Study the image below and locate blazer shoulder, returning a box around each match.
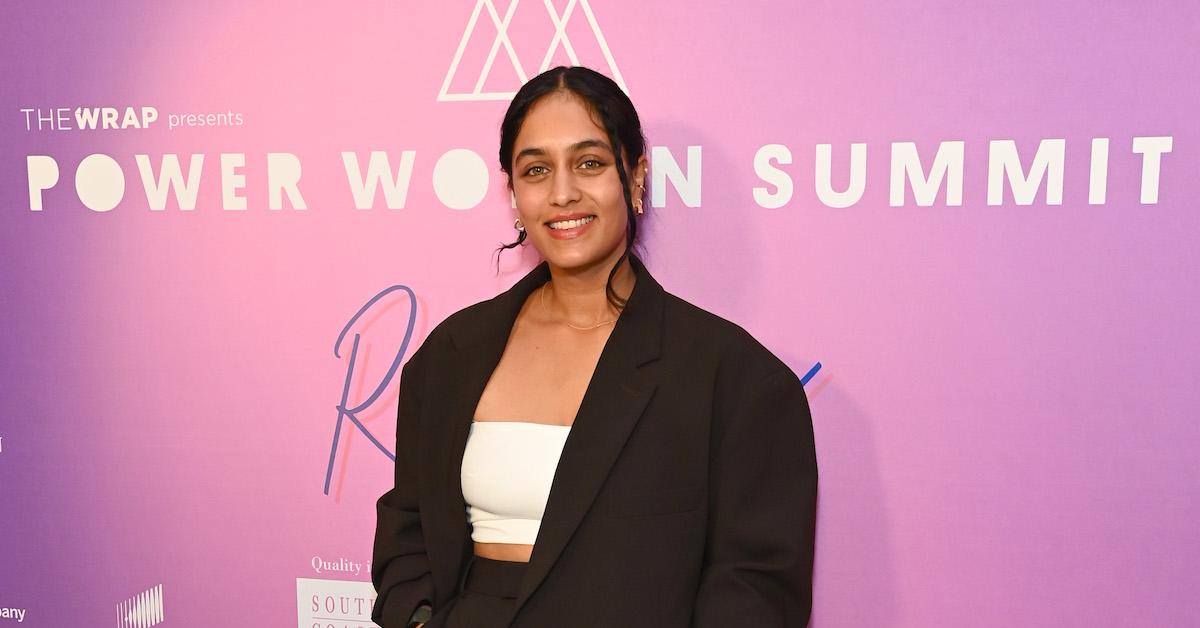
[660,291,793,381]
[431,293,495,336]
[409,292,500,359]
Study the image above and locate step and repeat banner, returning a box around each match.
[2,1,1197,626]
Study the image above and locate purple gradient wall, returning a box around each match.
[2,1,1197,626]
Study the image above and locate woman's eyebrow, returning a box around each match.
[570,139,612,153]
[515,139,613,162]
[515,147,547,162]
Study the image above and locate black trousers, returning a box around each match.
[431,555,528,627]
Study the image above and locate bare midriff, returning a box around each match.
[474,541,534,563]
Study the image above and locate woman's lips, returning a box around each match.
[545,215,596,240]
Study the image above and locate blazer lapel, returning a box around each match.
[423,259,552,602]
[513,255,665,621]
[428,253,666,624]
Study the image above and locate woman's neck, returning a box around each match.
[542,253,636,324]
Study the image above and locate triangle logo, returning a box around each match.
[438,0,629,102]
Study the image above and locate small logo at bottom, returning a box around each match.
[116,584,163,627]
[296,578,376,628]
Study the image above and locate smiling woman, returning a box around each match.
[371,66,817,628]
[495,69,649,314]
[505,91,644,294]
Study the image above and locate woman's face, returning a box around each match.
[510,91,645,274]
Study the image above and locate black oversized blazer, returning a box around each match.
[371,253,817,627]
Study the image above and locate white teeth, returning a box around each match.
[548,215,595,230]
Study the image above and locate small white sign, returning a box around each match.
[296,578,377,628]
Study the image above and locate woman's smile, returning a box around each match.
[545,214,597,239]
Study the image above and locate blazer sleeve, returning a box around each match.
[371,345,436,627]
[692,364,819,627]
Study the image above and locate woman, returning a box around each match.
[372,66,817,628]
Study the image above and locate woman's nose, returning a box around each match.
[550,171,581,206]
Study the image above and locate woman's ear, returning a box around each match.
[630,155,649,215]
[627,155,648,193]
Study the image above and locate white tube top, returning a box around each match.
[461,420,571,545]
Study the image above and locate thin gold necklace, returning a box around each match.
[539,283,617,331]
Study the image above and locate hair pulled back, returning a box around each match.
[494,66,647,311]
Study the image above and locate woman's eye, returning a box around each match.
[580,159,604,169]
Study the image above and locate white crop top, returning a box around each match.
[461,420,571,544]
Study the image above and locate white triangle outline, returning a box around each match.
[438,0,628,102]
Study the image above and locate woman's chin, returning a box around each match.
[542,246,627,274]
